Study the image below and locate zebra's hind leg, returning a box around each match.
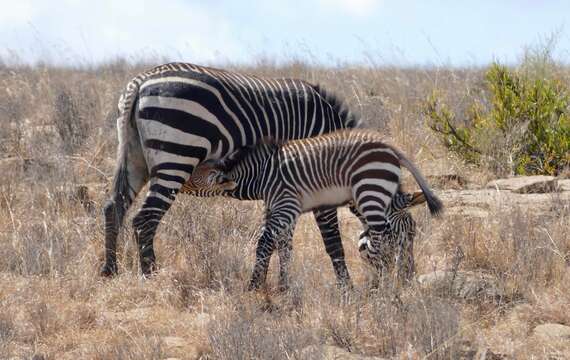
[132,176,185,276]
[314,208,352,289]
[101,154,148,277]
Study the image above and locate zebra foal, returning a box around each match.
[182,129,442,289]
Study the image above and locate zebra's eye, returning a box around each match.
[206,171,219,185]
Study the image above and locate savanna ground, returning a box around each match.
[0,53,569,359]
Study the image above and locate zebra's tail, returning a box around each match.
[390,146,443,217]
[109,79,146,222]
[102,79,148,276]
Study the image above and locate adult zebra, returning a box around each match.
[102,62,361,277]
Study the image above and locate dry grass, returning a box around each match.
[1,61,569,359]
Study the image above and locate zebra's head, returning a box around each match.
[181,142,279,200]
[358,190,426,280]
[180,161,237,197]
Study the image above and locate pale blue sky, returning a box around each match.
[1,0,569,66]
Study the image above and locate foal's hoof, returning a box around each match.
[247,281,261,292]
[100,263,118,277]
[140,263,159,278]
[358,235,370,252]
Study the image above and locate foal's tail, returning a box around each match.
[389,146,444,216]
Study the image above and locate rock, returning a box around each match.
[557,179,570,192]
[427,174,469,190]
[439,189,570,217]
[162,336,186,349]
[417,271,504,300]
[161,337,205,359]
[300,345,388,359]
[445,206,490,219]
[486,176,558,193]
[533,323,570,341]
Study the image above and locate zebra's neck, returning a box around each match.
[226,143,278,200]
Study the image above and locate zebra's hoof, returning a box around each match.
[100,263,118,277]
[358,234,370,252]
[140,262,158,278]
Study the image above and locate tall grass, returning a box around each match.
[0,58,568,359]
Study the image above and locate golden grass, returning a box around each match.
[0,61,569,359]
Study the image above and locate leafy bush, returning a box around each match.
[424,63,570,176]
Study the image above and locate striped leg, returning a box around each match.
[132,174,188,276]
[248,225,276,290]
[275,225,295,291]
[101,145,149,277]
[355,197,393,275]
[395,230,415,282]
[249,204,300,291]
[313,208,352,288]
[348,203,370,253]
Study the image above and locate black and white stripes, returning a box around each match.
[102,62,360,277]
[183,129,442,288]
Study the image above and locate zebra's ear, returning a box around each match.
[218,147,253,171]
[409,191,426,207]
[198,159,225,173]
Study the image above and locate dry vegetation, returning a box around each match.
[0,59,569,359]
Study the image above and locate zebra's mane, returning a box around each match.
[312,84,363,129]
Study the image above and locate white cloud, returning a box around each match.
[0,0,247,64]
[0,0,34,25]
[318,0,382,17]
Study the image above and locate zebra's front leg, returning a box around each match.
[314,208,352,289]
[354,197,394,277]
[364,227,396,277]
[248,205,300,291]
[275,226,294,292]
[349,203,371,254]
[248,228,277,290]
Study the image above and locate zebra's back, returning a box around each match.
[128,62,359,159]
[268,129,401,211]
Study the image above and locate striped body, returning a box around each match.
[102,62,360,277]
[183,129,442,288]
[351,191,424,282]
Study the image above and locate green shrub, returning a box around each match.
[424,63,570,176]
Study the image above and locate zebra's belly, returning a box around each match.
[300,186,352,212]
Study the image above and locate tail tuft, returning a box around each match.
[388,144,444,218]
[426,194,444,217]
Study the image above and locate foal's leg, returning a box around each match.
[314,207,352,288]
[349,202,371,254]
[354,195,394,276]
[249,204,300,291]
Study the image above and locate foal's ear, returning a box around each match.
[218,147,254,171]
[409,191,426,207]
